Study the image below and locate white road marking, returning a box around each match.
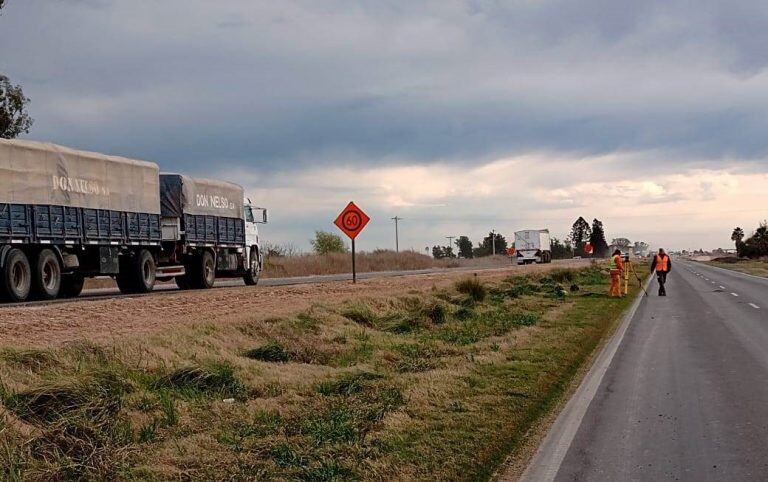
[731,292,739,297]
[520,278,652,482]
[749,303,760,309]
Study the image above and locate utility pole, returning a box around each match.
[391,216,402,253]
[492,229,496,256]
[446,236,455,254]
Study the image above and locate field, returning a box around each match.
[0,260,647,480]
[704,258,768,278]
[263,252,512,278]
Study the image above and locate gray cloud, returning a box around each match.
[1,0,768,173]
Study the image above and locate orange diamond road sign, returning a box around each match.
[334,202,370,240]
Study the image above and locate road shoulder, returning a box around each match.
[504,274,651,482]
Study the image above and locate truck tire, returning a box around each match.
[116,249,156,294]
[60,273,85,298]
[31,249,62,300]
[1,249,32,302]
[243,248,261,286]
[132,249,156,293]
[188,251,215,289]
[175,275,189,290]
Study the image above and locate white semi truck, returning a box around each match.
[513,229,552,265]
[0,139,267,302]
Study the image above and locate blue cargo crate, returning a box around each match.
[0,204,32,239]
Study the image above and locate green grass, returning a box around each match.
[0,263,647,481]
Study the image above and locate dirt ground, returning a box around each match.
[0,260,588,348]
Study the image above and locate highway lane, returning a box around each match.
[526,260,768,481]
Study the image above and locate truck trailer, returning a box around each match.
[0,139,266,302]
[513,229,552,265]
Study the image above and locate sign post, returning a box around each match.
[334,201,370,283]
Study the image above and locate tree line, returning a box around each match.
[731,223,768,258]
[432,232,508,259]
[433,217,614,260]
[1,1,34,139]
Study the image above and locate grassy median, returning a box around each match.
[0,263,647,481]
[704,259,768,278]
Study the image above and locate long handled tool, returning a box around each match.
[626,260,649,297]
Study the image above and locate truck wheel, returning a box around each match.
[116,250,156,294]
[175,275,189,290]
[31,249,62,300]
[60,273,85,298]
[189,251,215,289]
[243,249,261,286]
[116,271,135,294]
[1,249,32,302]
[132,249,156,293]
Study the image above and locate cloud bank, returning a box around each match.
[1,0,766,250]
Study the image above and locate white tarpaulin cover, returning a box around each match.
[160,174,244,219]
[0,139,161,214]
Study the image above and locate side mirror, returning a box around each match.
[253,207,268,224]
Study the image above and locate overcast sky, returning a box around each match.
[2,0,767,251]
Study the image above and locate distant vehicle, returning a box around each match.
[0,139,267,302]
[514,229,552,265]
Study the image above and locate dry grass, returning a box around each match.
[263,250,458,278]
[1,262,647,480]
[705,259,768,278]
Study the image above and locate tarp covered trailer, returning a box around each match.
[158,174,261,291]
[159,174,245,246]
[0,139,161,245]
[0,140,265,303]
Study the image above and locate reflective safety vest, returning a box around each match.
[655,254,669,272]
[613,254,624,270]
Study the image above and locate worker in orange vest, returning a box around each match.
[609,249,624,297]
[650,248,672,296]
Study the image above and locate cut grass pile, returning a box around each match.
[0,263,647,481]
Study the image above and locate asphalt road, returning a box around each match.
[525,260,768,481]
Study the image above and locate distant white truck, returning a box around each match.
[513,229,552,265]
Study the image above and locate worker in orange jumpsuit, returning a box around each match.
[609,249,624,297]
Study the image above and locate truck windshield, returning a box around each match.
[244,206,254,223]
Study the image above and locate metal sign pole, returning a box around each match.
[334,201,369,285]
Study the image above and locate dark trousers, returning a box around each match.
[657,271,668,296]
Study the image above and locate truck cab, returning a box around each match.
[243,202,267,285]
